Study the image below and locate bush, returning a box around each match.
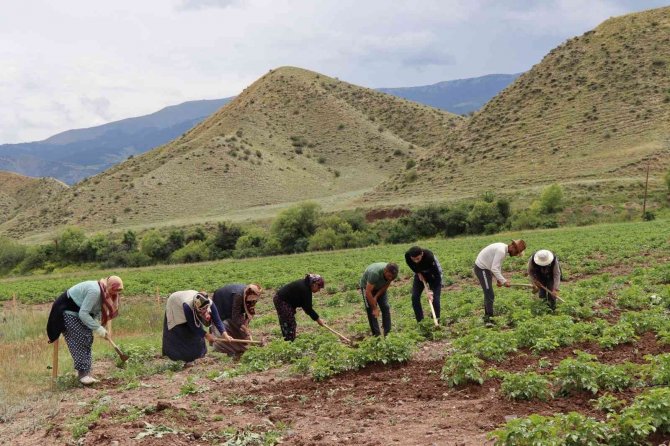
[56,227,88,263]
[234,228,280,258]
[209,222,242,258]
[140,230,168,260]
[0,237,26,273]
[169,240,209,263]
[271,202,320,253]
[539,184,564,214]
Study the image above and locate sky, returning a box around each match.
[0,0,667,143]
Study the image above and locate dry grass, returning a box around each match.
[368,6,670,203]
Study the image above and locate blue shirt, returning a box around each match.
[65,280,102,330]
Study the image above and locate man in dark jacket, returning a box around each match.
[405,246,443,323]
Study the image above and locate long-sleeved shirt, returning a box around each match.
[213,284,248,327]
[276,278,319,321]
[182,302,225,338]
[475,243,509,283]
[528,254,561,290]
[405,249,443,282]
[65,280,102,330]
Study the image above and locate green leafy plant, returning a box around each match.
[500,372,553,401]
[441,353,485,387]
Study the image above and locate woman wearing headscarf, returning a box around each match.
[46,275,124,385]
[210,283,262,356]
[273,274,326,341]
[162,290,229,365]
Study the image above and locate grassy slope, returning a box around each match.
[0,171,68,226]
[0,67,461,239]
[367,6,670,204]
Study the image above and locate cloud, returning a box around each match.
[176,0,239,11]
[80,96,112,121]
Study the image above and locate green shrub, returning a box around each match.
[0,237,26,273]
[169,240,209,263]
[354,333,415,365]
[441,353,485,387]
[271,202,320,253]
[598,322,637,349]
[539,184,564,214]
[553,351,602,395]
[500,372,553,401]
[490,412,610,446]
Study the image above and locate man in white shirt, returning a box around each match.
[474,239,526,326]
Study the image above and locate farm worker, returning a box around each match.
[162,290,230,366]
[405,246,443,323]
[360,262,399,336]
[210,284,262,356]
[474,240,526,326]
[273,274,326,341]
[45,276,124,385]
[528,249,561,311]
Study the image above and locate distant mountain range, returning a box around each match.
[0,75,518,184]
[378,74,521,115]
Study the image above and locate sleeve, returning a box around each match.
[302,294,320,321]
[553,260,561,289]
[404,253,418,273]
[78,287,102,330]
[183,303,206,337]
[210,304,226,334]
[231,293,245,326]
[527,257,537,281]
[490,250,507,283]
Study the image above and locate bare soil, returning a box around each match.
[2,336,669,446]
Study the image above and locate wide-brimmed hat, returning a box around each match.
[534,249,554,266]
[511,239,526,255]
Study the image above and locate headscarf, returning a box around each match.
[243,284,262,318]
[307,274,325,289]
[192,292,212,327]
[99,275,123,326]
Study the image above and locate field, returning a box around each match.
[0,218,669,445]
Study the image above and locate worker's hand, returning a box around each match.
[496,280,503,287]
[552,289,560,298]
[427,291,434,303]
[94,326,108,338]
[504,281,511,288]
[317,318,326,327]
[205,332,216,345]
[532,285,539,294]
[418,273,425,283]
[372,306,380,318]
[222,331,233,341]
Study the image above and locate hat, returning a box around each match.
[511,239,526,255]
[534,250,554,266]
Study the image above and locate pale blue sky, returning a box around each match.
[0,0,667,143]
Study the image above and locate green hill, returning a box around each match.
[1,67,461,238]
[366,6,670,204]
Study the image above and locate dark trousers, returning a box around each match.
[361,289,391,336]
[411,274,441,322]
[537,278,556,310]
[273,293,297,341]
[474,265,495,318]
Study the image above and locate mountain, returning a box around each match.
[1,67,462,238]
[367,6,670,204]
[0,171,67,227]
[0,98,232,184]
[378,74,521,115]
[0,76,518,185]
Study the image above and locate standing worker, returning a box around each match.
[162,290,230,366]
[405,246,443,323]
[46,276,124,385]
[273,274,326,341]
[211,284,262,356]
[474,240,525,326]
[528,249,561,311]
[360,262,399,336]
